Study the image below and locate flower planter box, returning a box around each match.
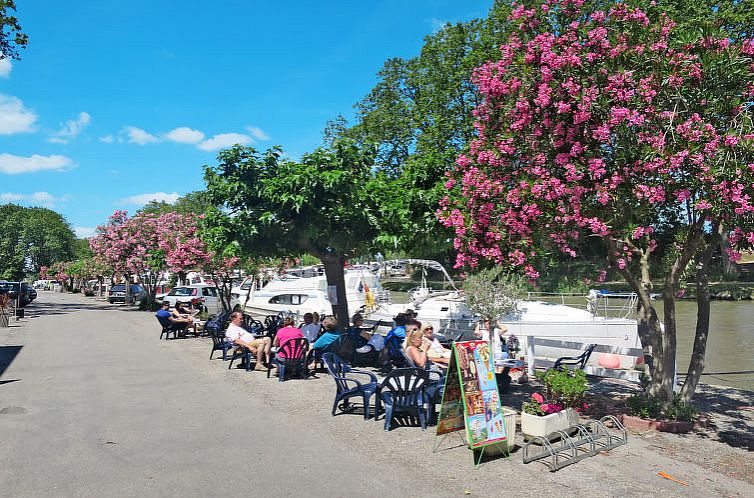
[521,408,579,441]
[618,414,695,433]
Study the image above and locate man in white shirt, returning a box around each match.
[299,312,321,343]
[225,311,272,371]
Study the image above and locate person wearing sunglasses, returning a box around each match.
[420,323,450,365]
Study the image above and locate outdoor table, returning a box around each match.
[494,359,525,369]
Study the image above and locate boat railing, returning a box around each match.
[525,292,638,320]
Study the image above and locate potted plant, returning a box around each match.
[520,369,588,440]
[0,293,10,328]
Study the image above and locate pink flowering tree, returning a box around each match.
[90,209,241,310]
[439,0,754,402]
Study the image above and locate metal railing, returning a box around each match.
[526,292,638,319]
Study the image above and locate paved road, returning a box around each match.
[0,292,412,497]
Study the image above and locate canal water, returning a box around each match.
[655,300,754,391]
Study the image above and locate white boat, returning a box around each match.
[239,265,384,321]
[365,261,645,381]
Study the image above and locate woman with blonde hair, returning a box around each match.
[403,326,432,368]
[420,323,451,365]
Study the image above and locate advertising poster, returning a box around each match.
[436,340,507,452]
[436,350,465,435]
[455,341,507,449]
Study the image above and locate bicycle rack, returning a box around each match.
[522,416,628,472]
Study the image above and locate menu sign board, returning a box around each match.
[436,340,507,450]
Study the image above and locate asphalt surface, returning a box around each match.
[0,292,411,497]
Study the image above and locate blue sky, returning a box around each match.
[0,0,493,237]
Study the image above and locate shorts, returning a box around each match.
[249,338,265,348]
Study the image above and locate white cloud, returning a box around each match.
[0,94,37,134]
[246,126,269,141]
[0,191,69,207]
[165,126,205,144]
[0,153,74,174]
[119,191,181,205]
[123,126,159,145]
[197,132,252,151]
[74,226,96,238]
[48,111,91,144]
[0,58,11,78]
[99,134,114,143]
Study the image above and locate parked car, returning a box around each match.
[20,282,36,303]
[158,284,237,314]
[108,284,147,304]
[0,281,30,307]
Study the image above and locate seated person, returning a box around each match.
[273,316,304,359]
[421,323,451,365]
[299,312,321,343]
[225,311,272,371]
[347,313,374,353]
[309,316,343,364]
[383,313,408,343]
[403,327,445,401]
[403,326,433,368]
[173,301,198,336]
[156,301,191,335]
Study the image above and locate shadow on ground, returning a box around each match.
[0,345,22,380]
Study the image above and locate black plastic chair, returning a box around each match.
[204,310,232,338]
[310,334,345,372]
[268,337,309,381]
[243,315,263,335]
[377,367,430,431]
[157,315,187,340]
[209,328,235,361]
[553,343,597,371]
[384,336,408,369]
[228,344,257,372]
[322,352,378,420]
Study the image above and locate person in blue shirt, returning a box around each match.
[384,313,408,343]
[310,316,343,353]
[155,301,191,336]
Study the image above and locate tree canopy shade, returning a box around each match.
[0,204,76,280]
[203,143,381,328]
[0,0,27,60]
[439,0,754,402]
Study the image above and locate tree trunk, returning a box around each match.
[656,289,677,401]
[679,224,721,403]
[720,230,739,279]
[679,258,711,402]
[319,252,349,331]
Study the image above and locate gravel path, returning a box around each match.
[1,292,751,497]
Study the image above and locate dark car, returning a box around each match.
[108,284,147,304]
[20,282,36,304]
[0,281,30,307]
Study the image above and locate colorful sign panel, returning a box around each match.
[436,340,507,449]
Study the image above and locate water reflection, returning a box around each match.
[653,300,754,391]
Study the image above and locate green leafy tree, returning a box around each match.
[0,204,76,279]
[203,142,380,329]
[334,2,513,260]
[0,0,28,61]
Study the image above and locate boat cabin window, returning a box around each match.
[268,294,309,305]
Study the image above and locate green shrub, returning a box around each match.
[535,368,589,409]
[625,393,698,422]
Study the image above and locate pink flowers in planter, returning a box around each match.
[523,392,564,416]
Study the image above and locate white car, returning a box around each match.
[158,284,237,314]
